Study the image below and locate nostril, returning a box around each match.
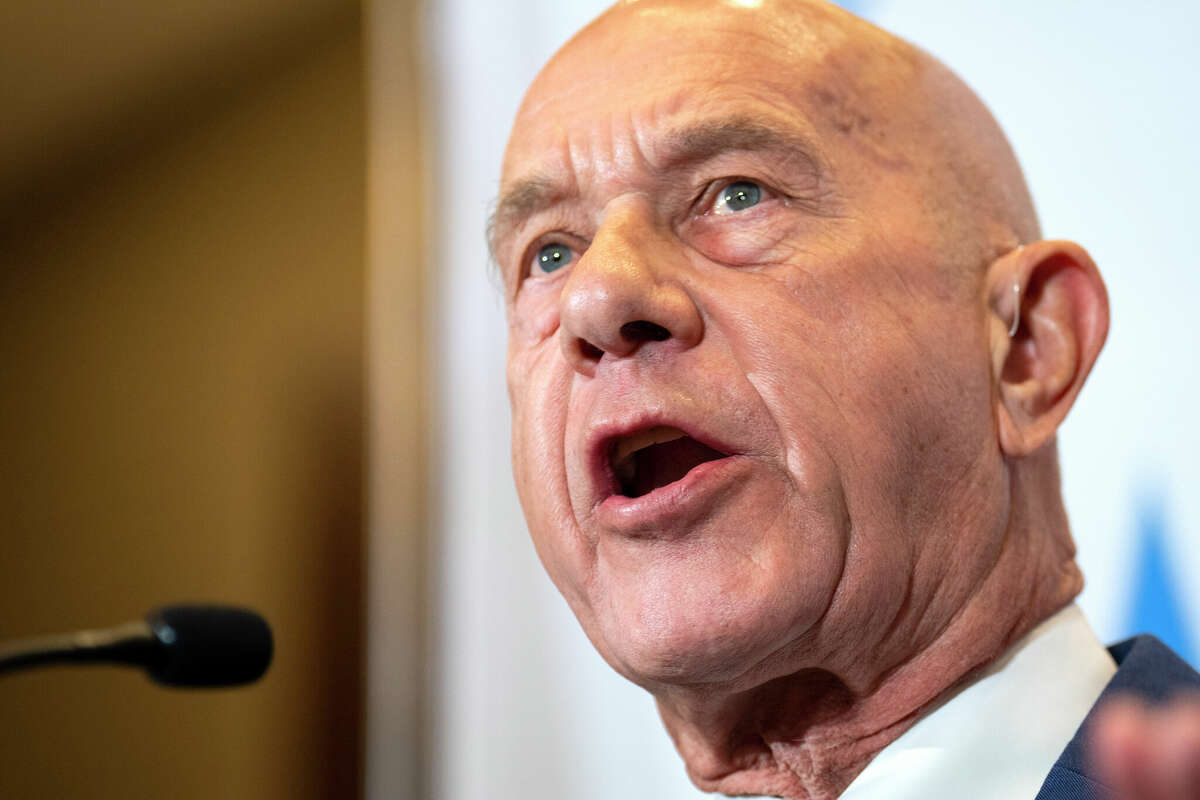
[571,321,670,367]
[578,339,604,361]
[620,320,670,342]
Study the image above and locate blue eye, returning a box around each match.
[713,180,762,215]
[535,243,574,273]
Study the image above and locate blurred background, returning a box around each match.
[1,1,1196,799]
[0,1,410,797]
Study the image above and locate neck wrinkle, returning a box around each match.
[656,478,1080,800]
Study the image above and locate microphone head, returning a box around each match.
[144,605,273,688]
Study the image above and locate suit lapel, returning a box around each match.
[1033,635,1200,800]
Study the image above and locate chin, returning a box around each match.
[590,570,819,689]
[610,630,773,689]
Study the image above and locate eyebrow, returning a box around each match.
[486,116,826,261]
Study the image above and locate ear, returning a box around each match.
[985,240,1110,458]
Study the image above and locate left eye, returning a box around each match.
[533,242,574,274]
[712,180,762,215]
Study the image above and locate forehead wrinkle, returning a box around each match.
[568,103,656,204]
[491,110,655,261]
[491,127,582,259]
[619,103,658,183]
[653,115,825,179]
[492,112,829,260]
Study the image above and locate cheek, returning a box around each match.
[691,263,995,665]
[709,268,858,481]
[510,284,562,346]
[707,257,992,538]
[507,336,596,602]
[506,298,567,480]
[508,342,567,513]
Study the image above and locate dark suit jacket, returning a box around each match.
[1034,635,1200,799]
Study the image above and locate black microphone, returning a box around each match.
[0,605,273,688]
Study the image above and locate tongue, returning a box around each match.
[622,437,726,498]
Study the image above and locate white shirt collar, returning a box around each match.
[838,603,1116,800]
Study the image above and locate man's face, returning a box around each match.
[496,0,1006,691]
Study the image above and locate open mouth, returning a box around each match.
[609,426,729,498]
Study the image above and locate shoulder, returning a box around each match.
[1035,636,1200,800]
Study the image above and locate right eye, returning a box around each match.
[532,242,575,275]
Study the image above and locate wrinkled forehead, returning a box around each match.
[501,0,910,188]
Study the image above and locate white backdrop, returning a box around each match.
[422,2,1200,798]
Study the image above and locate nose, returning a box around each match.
[558,200,703,375]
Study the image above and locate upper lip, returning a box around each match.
[584,411,739,505]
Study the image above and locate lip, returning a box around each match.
[586,414,748,535]
[595,453,751,534]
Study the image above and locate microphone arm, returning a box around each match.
[0,620,156,674]
[0,605,273,688]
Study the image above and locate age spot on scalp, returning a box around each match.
[804,40,916,173]
[811,87,872,136]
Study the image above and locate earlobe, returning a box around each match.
[986,240,1110,458]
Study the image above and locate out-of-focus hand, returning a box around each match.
[1090,694,1200,800]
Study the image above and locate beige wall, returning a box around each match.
[0,9,387,798]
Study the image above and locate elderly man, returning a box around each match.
[488,0,1200,797]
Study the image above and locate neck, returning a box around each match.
[655,458,1082,799]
